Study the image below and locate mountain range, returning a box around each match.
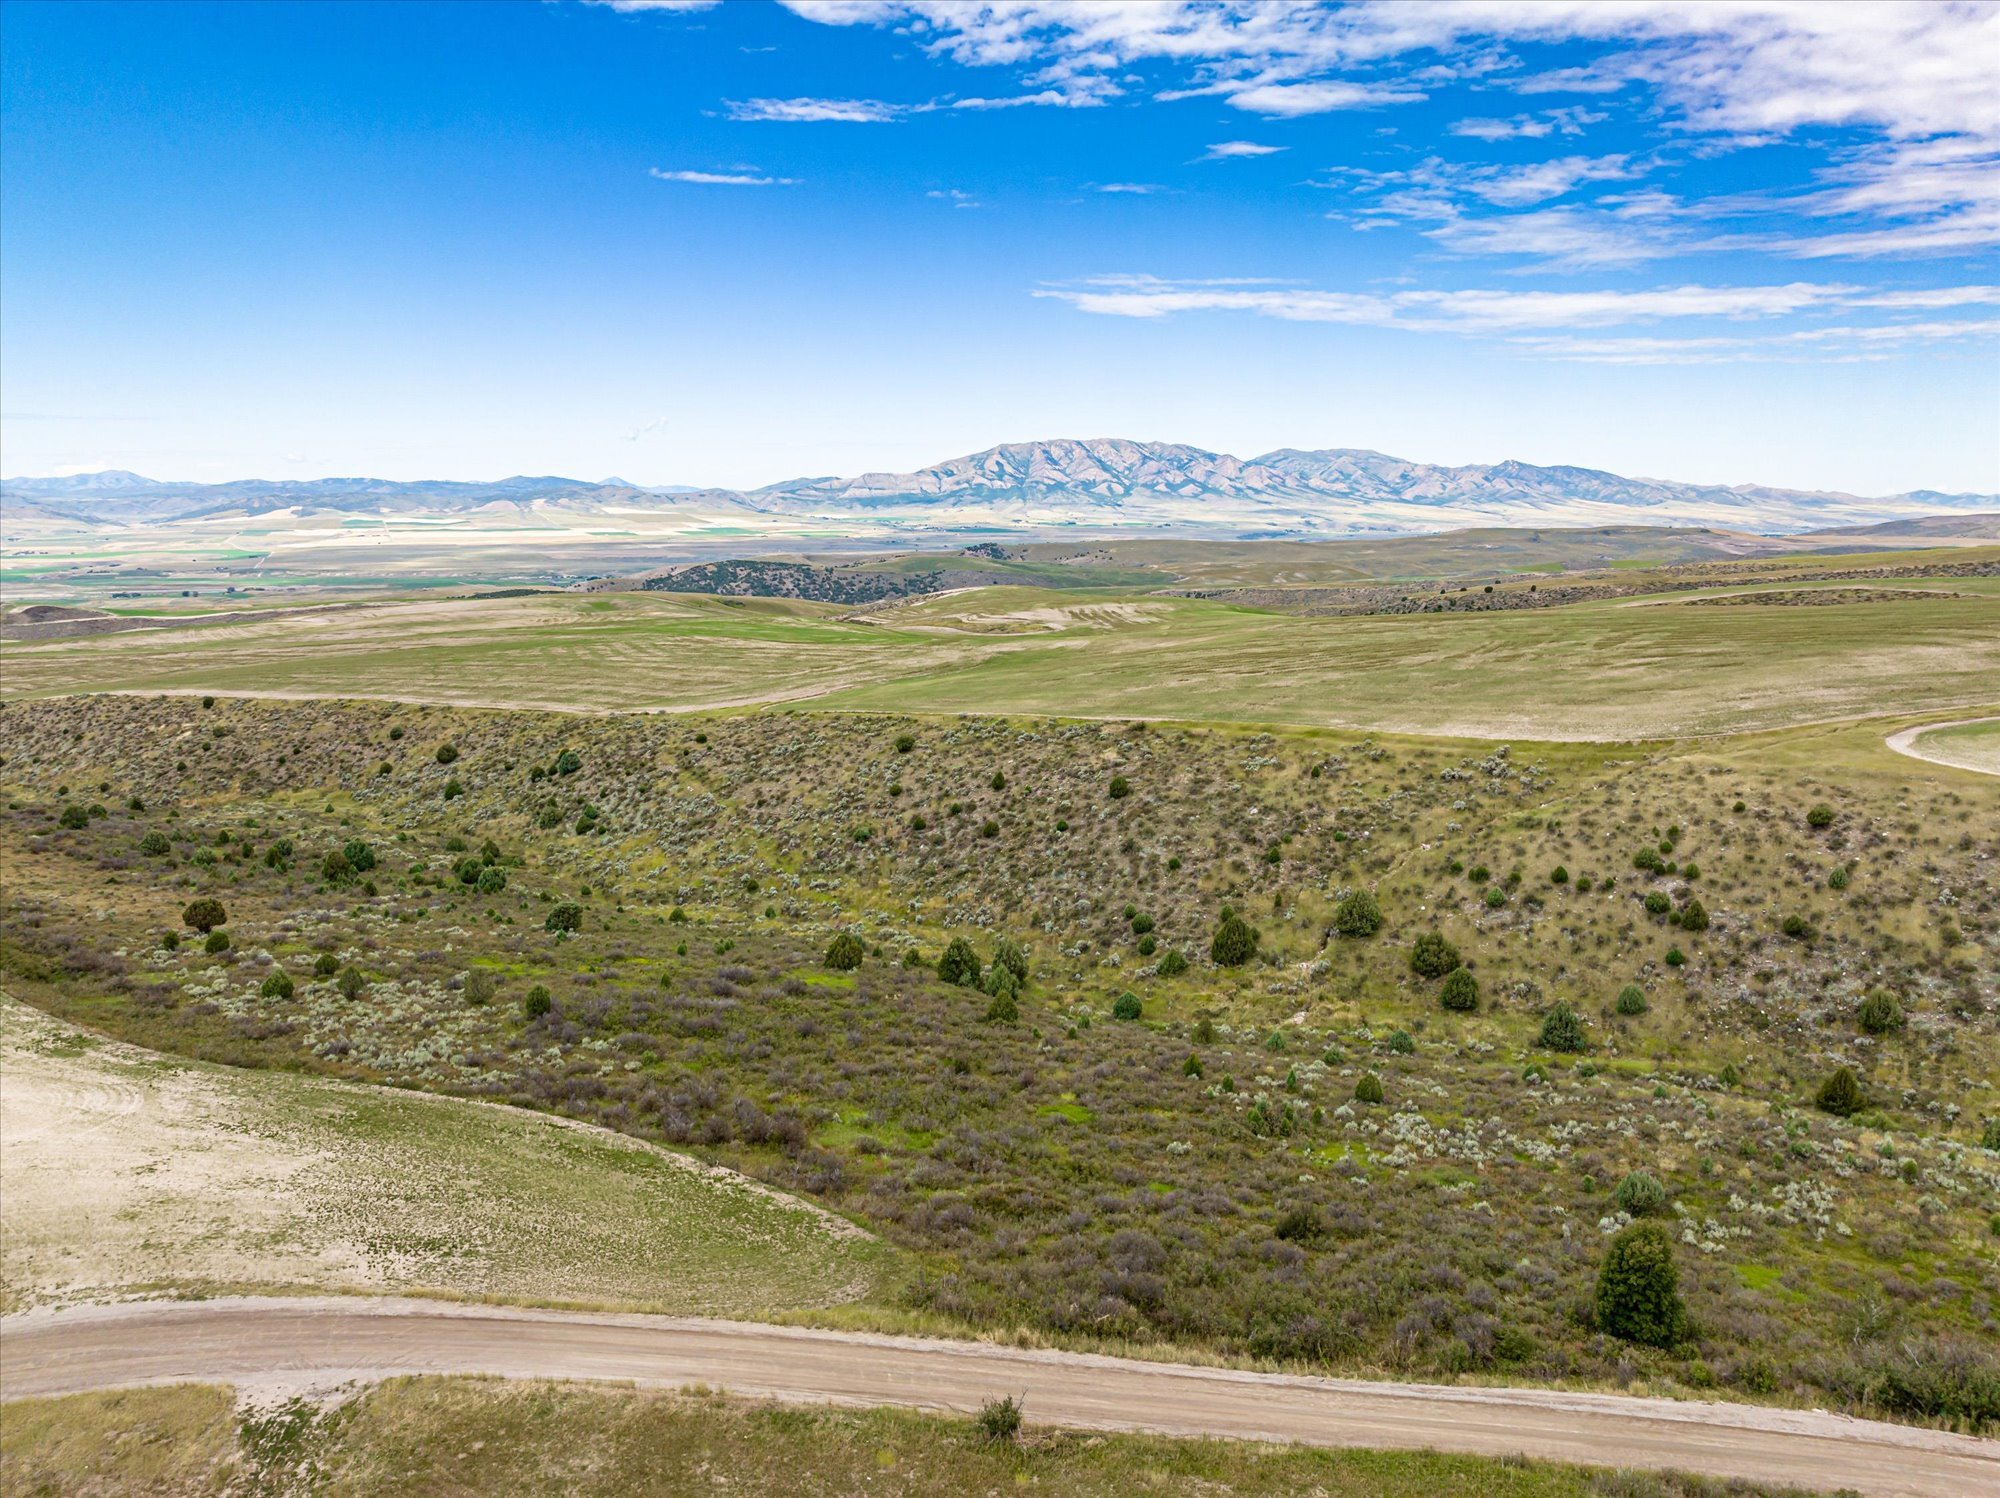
[6,438,1993,537]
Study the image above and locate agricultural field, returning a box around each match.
[1,690,1994,1430]
[0,1379,1830,1498]
[3,567,1998,739]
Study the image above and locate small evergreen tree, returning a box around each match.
[1112,991,1143,1021]
[1353,1072,1385,1105]
[259,972,295,1000]
[1614,1170,1668,1216]
[1815,1065,1864,1117]
[1156,948,1189,977]
[1596,1221,1688,1347]
[523,985,553,1020]
[1539,1002,1587,1053]
[182,897,227,933]
[1409,931,1461,979]
[1331,888,1383,938]
[937,937,981,987]
[1615,983,1648,1016]
[990,937,1030,986]
[1678,898,1709,932]
[544,902,582,935]
[1439,967,1478,1012]
[825,932,866,970]
[337,966,366,999]
[1857,990,1904,1035]
[1210,909,1258,967]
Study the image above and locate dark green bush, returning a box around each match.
[1613,1170,1668,1216]
[1353,1072,1384,1105]
[476,866,506,894]
[313,953,339,978]
[1858,990,1903,1035]
[1112,991,1143,1021]
[182,897,227,933]
[1439,967,1478,1012]
[1615,983,1648,1015]
[139,830,171,856]
[1678,898,1709,932]
[320,850,355,885]
[976,1395,1022,1442]
[523,985,553,1020]
[825,932,866,970]
[259,972,294,1000]
[1210,909,1257,967]
[1330,888,1382,939]
[1596,1221,1687,1347]
[1550,865,1569,884]
[1807,803,1834,829]
[1539,1002,1587,1053]
[1108,775,1130,800]
[1156,948,1189,977]
[1409,932,1461,979]
[1130,912,1155,936]
[435,743,459,765]
[203,930,230,954]
[937,937,981,987]
[1815,1066,1864,1117]
[990,937,1029,986]
[894,734,915,754]
[544,902,582,935]
[1274,1205,1326,1244]
[337,966,366,998]
[1385,1028,1415,1054]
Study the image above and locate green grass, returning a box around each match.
[0,1380,1836,1498]
[6,581,1998,739]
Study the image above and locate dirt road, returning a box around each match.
[5,1298,1994,1497]
[1884,715,2000,777]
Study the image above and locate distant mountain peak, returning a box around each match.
[3,442,1991,536]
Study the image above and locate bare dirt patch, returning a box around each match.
[0,996,881,1315]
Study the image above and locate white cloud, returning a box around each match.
[1033,275,1991,335]
[1451,107,1606,141]
[928,188,980,208]
[649,167,796,186]
[1096,182,1164,194]
[726,96,906,123]
[1202,141,1285,160]
[1225,79,1425,116]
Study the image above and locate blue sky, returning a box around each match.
[3,0,1995,494]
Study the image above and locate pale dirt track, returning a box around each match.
[4,1299,1996,1497]
[1884,716,2000,777]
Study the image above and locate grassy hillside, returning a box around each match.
[2,694,1994,1426]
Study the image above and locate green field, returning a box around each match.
[4,580,1998,739]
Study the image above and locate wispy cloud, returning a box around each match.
[1451,108,1606,142]
[726,96,905,123]
[1225,80,1425,117]
[1202,141,1285,161]
[649,167,796,186]
[1038,277,1870,331]
[928,188,980,209]
[1095,182,1164,195]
